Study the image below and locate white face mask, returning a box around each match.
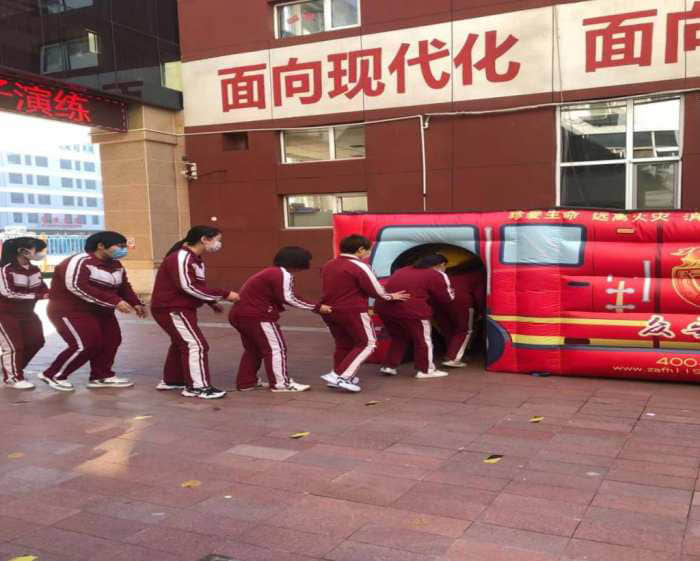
[204,240,222,253]
[29,251,47,262]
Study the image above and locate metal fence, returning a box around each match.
[45,235,88,256]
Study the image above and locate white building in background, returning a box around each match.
[0,142,104,234]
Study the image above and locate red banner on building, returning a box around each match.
[0,71,127,131]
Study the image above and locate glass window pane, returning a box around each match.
[7,154,21,164]
[8,173,23,184]
[339,194,367,212]
[61,178,73,188]
[334,126,365,159]
[331,0,359,28]
[35,156,48,167]
[561,102,626,162]
[277,0,325,38]
[635,161,678,210]
[561,164,626,209]
[60,159,72,170]
[67,35,99,70]
[633,98,681,158]
[286,195,335,227]
[41,44,66,74]
[37,176,50,187]
[13,213,22,223]
[283,129,330,162]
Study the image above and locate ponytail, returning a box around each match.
[0,236,45,267]
[165,225,221,257]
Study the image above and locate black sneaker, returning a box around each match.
[181,386,226,399]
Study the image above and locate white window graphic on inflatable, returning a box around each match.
[501,224,585,266]
[370,225,478,279]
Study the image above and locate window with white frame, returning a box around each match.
[282,125,365,163]
[41,31,100,74]
[558,96,682,210]
[284,193,367,228]
[275,0,360,38]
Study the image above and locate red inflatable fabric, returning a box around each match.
[333,209,700,382]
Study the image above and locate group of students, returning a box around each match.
[0,227,483,399]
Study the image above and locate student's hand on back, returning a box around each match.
[226,291,240,303]
[319,304,332,314]
[116,300,134,314]
[134,305,148,318]
[210,303,224,314]
[390,290,410,301]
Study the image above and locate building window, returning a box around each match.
[558,96,682,210]
[61,177,74,188]
[77,197,84,206]
[223,132,249,151]
[284,192,367,228]
[276,0,360,38]
[24,155,31,165]
[27,213,39,224]
[62,196,75,206]
[40,32,100,74]
[40,0,94,14]
[60,159,72,170]
[25,175,33,185]
[12,213,22,223]
[10,193,25,204]
[6,153,21,165]
[38,195,51,205]
[27,194,35,204]
[76,179,83,188]
[91,215,99,225]
[35,156,48,167]
[83,161,96,172]
[282,125,365,163]
[86,197,97,207]
[8,173,22,184]
[65,214,73,225]
[85,179,96,190]
[76,215,86,225]
[37,175,50,186]
[75,161,82,171]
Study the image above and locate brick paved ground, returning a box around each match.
[2,304,700,561]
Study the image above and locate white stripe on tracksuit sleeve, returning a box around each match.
[280,268,315,310]
[176,250,220,302]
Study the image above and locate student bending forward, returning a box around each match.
[230,246,330,392]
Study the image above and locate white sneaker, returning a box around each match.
[156,381,185,391]
[5,380,35,390]
[38,373,75,392]
[379,367,398,376]
[415,370,449,379]
[271,380,310,392]
[321,372,339,387]
[181,386,226,399]
[87,376,134,388]
[336,377,362,393]
[442,360,467,368]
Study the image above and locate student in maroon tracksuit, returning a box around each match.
[319,234,409,393]
[0,237,49,389]
[230,246,331,392]
[40,231,146,392]
[151,226,239,400]
[438,262,486,368]
[375,254,454,379]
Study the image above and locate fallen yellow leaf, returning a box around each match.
[133,415,152,420]
[7,452,24,459]
[180,480,202,488]
[289,432,310,439]
[365,401,380,406]
[483,454,503,464]
[9,556,38,561]
[529,416,544,423]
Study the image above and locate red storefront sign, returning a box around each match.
[0,72,127,131]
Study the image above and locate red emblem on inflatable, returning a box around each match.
[672,247,700,308]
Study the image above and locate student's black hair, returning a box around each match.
[0,237,47,266]
[339,234,371,254]
[414,254,448,269]
[446,259,483,275]
[273,246,312,270]
[85,231,127,252]
[165,225,221,256]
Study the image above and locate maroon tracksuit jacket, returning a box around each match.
[375,266,454,373]
[151,246,230,388]
[320,254,393,380]
[0,262,48,382]
[44,252,142,381]
[436,269,485,362]
[230,266,319,390]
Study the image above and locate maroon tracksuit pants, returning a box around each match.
[322,311,376,380]
[152,309,212,389]
[436,306,475,362]
[379,315,435,373]
[44,310,121,381]
[230,316,289,390]
[0,311,45,383]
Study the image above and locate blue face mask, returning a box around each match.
[110,247,128,260]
